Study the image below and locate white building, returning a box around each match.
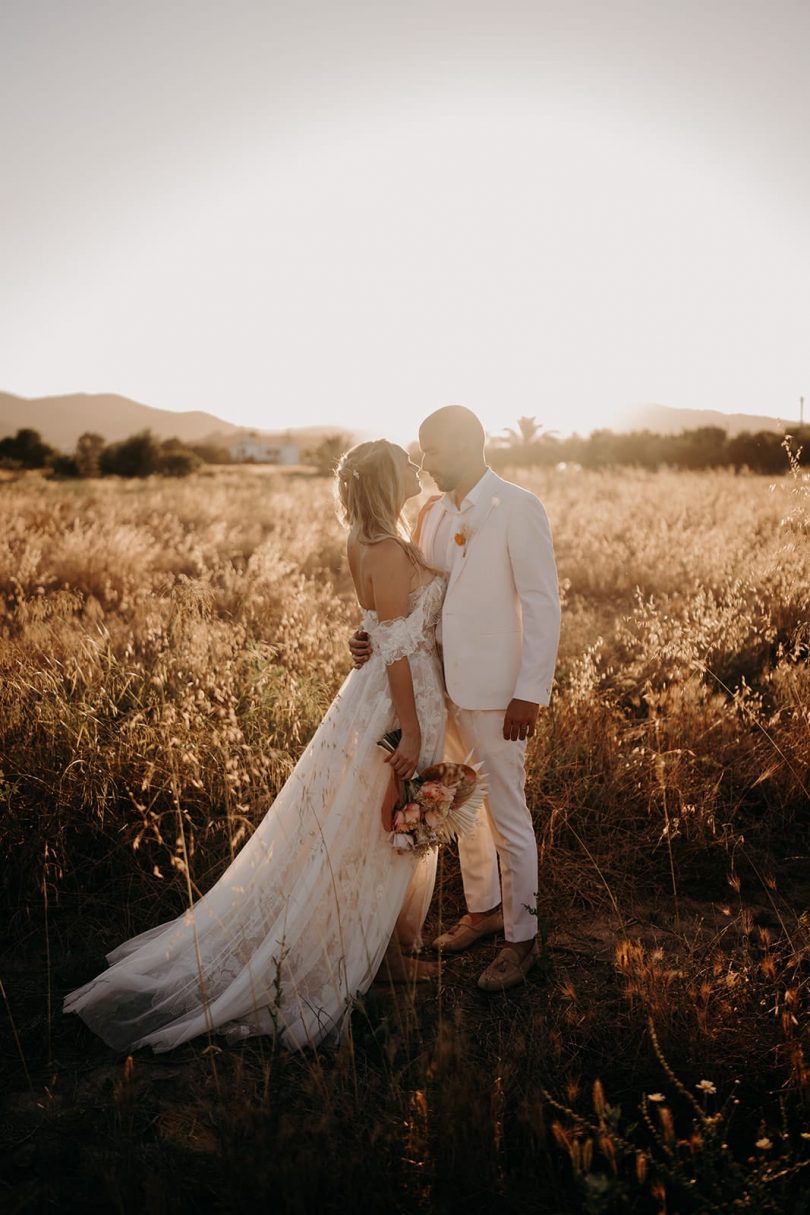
[231,436,300,464]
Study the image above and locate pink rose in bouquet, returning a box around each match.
[418,781,456,811]
[392,801,425,839]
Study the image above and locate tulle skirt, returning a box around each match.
[64,651,445,1053]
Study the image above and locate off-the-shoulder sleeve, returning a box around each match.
[368,612,424,666]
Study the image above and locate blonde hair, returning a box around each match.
[335,439,431,571]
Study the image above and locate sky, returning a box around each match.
[1,0,808,443]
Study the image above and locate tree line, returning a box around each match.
[1,420,808,479]
[486,418,810,475]
[0,428,231,477]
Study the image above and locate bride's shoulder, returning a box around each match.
[349,536,411,577]
[348,534,404,557]
[363,537,411,574]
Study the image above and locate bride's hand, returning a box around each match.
[385,727,421,780]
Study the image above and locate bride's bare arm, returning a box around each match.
[368,540,421,780]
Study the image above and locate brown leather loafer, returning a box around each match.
[432,910,504,953]
[477,941,539,992]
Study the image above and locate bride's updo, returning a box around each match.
[335,439,430,570]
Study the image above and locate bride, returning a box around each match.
[63,440,447,1053]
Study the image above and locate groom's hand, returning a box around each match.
[503,698,540,741]
[349,628,372,668]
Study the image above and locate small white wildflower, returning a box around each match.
[648,1092,666,1103]
[755,1138,773,1151]
[696,1080,717,1095]
[800,1132,810,1141]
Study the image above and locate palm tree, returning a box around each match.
[503,416,542,446]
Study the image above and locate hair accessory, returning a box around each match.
[352,468,360,480]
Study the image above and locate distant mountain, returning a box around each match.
[0,391,351,452]
[0,391,245,450]
[624,403,801,437]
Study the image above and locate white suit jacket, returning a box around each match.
[415,469,561,711]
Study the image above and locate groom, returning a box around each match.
[354,406,561,990]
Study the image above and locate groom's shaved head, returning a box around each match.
[419,405,485,451]
[418,405,487,495]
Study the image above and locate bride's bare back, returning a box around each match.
[347,535,434,614]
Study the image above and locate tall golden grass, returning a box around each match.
[1,462,808,1212]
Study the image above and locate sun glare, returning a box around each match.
[1,17,807,439]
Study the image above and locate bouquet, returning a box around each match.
[377,730,487,855]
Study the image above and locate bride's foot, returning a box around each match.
[377,944,440,984]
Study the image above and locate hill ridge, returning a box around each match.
[0,391,345,450]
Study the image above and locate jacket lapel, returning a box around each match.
[446,493,500,596]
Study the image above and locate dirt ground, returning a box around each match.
[3,858,807,1214]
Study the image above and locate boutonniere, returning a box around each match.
[453,525,473,556]
[452,496,499,557]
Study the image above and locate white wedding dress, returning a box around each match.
[64,575,447,1053]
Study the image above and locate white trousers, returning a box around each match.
[444,701,538,942]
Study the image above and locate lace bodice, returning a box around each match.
[361,575,445,667]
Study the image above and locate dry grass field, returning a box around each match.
[1,462,809,1213]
